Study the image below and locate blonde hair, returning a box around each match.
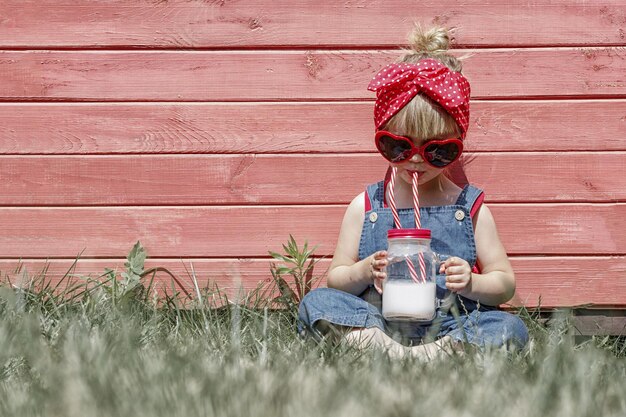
[383,24,465,140]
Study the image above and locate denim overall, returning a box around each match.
[298,181,529,349]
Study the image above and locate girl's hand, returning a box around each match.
[440,256,472,295]
[369,251,388,294]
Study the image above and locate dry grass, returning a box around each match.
[0,244,624,417]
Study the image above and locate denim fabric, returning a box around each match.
[360,181,483,303]
[299,288,528,349]
[298,182,529,350]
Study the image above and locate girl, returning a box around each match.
[298,25,528,359]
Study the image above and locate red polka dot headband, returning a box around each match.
[367,59,471,139]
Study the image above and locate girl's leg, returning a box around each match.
[345,328,458,360]
[298,287,385,341]
[436,309,529,350]
[299,288,460,359]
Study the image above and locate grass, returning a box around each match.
[0,245,625,416]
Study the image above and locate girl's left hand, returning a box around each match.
[440,257,472,294]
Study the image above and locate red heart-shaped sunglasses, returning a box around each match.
[374,131,464,168]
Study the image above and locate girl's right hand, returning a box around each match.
[369,251,388,294]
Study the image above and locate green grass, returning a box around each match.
[0,249,625,416]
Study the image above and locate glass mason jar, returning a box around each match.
[382,228,438,323]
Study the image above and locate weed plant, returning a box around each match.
[0,243,624,417]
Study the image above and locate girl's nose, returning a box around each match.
[409,153,423,163]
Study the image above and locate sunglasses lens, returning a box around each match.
[378,135,412,162]
[424,142,461,167]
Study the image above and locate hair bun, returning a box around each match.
[408,25,451,54]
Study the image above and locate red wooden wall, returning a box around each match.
[0,1,625,308]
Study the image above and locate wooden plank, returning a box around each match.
[0,205,624,258]
[463,152,626,203]
[495,204,626,256]
[0,102,365,155]
[1,48,624,101]
[2,256,625,309]
[509,257,626,309]
[0,1,624,48]
[570,311,626,336]
[0,153,625,206]
[0,258,297,299]
[1,100,624,154]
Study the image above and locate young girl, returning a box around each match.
[298,25,528,358]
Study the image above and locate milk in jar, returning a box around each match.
[382,229,438,322]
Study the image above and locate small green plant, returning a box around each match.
[100,241,192,308]
[101,241,147,307]
[264,235,324,312]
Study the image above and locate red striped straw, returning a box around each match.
[387,167,420,284]
[412,172,427,283]
[388,167,402,229]
[407,251,422,284]
[412,171,421,229]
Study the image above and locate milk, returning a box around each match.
[382,281,436,321]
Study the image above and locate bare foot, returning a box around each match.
[345,328,462,360]
[410,336,463,361]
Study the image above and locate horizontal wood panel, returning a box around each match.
[1,1,624,48]
[0,205,624,258]
[2,257,625,308]
[1,153,625,205]
[1,48,624,101]
[1,100,625,154]
[509,257,626,309]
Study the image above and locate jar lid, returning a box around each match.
[388,228,431,239]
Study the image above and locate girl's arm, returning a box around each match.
[449,204,516,306]
[327,193,384,295]
[461,204,515,306]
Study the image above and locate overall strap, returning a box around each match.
[456,184,485,274]
[364,167,394,212]
[455,184,485,219]
[364,181,385,211]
